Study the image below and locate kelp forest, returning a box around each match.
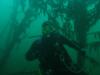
[0,0,100,75]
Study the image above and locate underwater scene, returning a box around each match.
[0,0,100,75]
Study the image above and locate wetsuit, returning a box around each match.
[26,32,87,75]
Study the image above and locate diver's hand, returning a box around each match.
[80,50,86,56]
[78,48,87,57]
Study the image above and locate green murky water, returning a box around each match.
[0,0,100,75]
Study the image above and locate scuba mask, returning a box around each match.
[42,25,56,35]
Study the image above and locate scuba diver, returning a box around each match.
[25,20,87,75]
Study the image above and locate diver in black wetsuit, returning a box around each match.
[25,21,87,75]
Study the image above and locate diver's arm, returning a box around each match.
[58,34,81,51]
[26,49,37,61]
[58,34,86,72]
[25,41,39,61]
